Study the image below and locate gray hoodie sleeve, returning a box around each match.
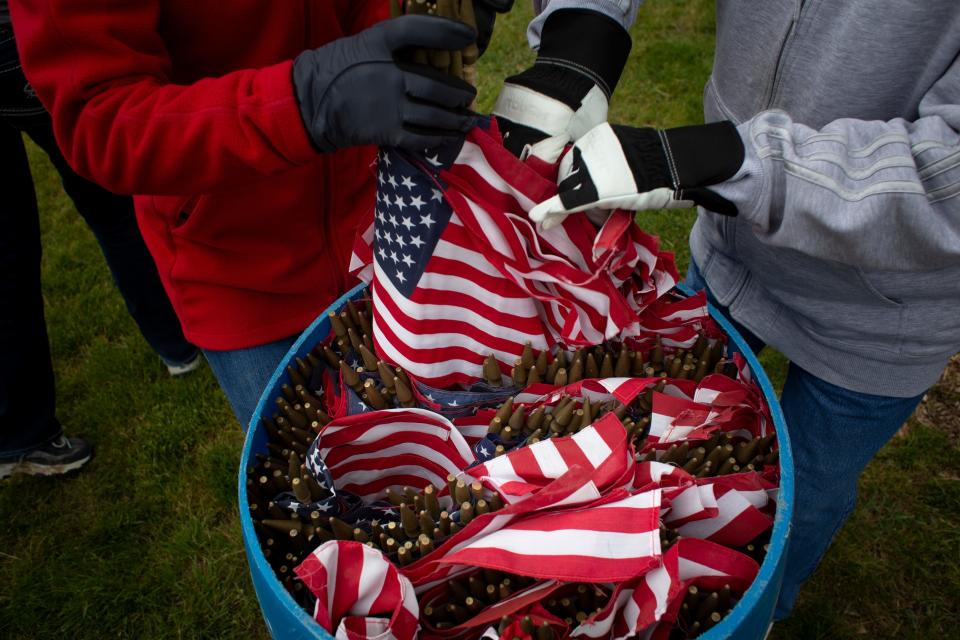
[712,54,960,272]
[527,1,641,47]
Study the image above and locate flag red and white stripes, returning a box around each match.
[571,544,681,640]
[295,541,419,640]
[468,413,631,498]
[440,488,662,583]
[676,474,775,547]
[317,409,476,501]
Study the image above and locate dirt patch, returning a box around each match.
[906,354,960,446]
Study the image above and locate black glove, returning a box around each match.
[293,15,478,152]
[492,9,631,159]
[473,0,515,55]
[530,122,745,229]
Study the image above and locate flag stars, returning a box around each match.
[420,213,436,228]
[388,214,398,227]
[378,247,388,260]
[409,236,425,249]
[396,270,407,283]
[401,175,416,191]
[387,174,398,189]
[381,153,392,168]
[389,250,399,263]
[431,188,443,202]
[393,194,406,209]
[400,217,414,231]
[409,195,425,211]
[401,254,414,267]
[395,235,407,249]
[426,154,442,167]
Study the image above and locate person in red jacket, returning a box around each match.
[9,1,512,428]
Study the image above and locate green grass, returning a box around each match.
[1,1,957,638]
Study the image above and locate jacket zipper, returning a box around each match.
[764,0,810,109]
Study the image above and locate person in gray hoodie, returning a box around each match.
[525,0,960,620]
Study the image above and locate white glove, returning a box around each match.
[531,121,746,230]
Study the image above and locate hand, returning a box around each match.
[472,0,515,56]
[492,10,631,160]
[293,15,478,152]
[529,122,746,230]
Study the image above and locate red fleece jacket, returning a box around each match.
[10,0,390,349]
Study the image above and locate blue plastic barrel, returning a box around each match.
[238,283,794,640]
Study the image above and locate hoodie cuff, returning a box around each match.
[708,121,767,226]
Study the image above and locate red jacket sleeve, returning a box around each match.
[10,0,318,196]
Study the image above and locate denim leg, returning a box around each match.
[686,258,926,617]
[203,335,299,430]
[20,118,198,365]
[0,120,62,456]
[774,362,924,618]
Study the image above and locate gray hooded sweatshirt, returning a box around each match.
[694,0,960,397]
[538,0,960,398]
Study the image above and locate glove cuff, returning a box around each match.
[662,121,745,189]
[509,9,632,108]
[292,49,336,153]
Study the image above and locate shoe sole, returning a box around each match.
[167,354,203,377]
[0,455,91,480]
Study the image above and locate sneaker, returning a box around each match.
[0,435,93,480]
[164,350,203,377]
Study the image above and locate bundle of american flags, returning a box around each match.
[247,119,780,640]
[349,118,710,389]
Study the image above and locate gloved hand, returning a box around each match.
[294,15,478,152]
[492,9,631,160]
[529,122,745,230]
[473,0,515,55]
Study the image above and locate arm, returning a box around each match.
[532,55,960,269]
[527,0,642,47]
[712,58,960,271]
[10,2,475,197]
[10,0,316,196]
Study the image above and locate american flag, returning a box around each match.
[401,463,607,589]
[308,408,476,501]
[675,473,775,547]
[361,119,682,388]
[570,543,680,640]
[467,413,632,499]
[295,541,419,640]
[368,127,551,388]
[644,539,761,640]
[421,575,561,635]
[439,488,663,583]
[573,537,760,640]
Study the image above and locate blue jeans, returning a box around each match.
[203,335,299,430]
[0,27,196,457]
[686,260,925,619]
